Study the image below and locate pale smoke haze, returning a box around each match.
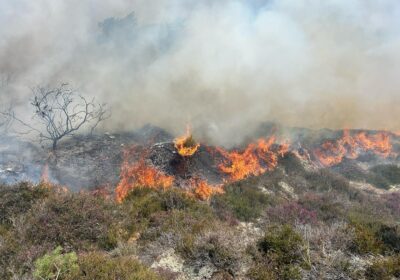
[1,0,400,146]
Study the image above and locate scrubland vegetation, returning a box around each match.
[1,158,400,279]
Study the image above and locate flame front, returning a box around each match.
[314,130,393,166]
[174,126,200,157]
[218,136,290,181]
[116,148,174,203]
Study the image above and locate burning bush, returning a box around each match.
[174,126,200,157]
[217,137,289,182]
[314,130,393,167]
[116,147,174,203]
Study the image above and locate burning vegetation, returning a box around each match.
[190,178,224,201]
[314,130,394,167]
[115,147,174,203]
[217,137,290,181]
[2,125,400,280]
[115,131,292,202]
[173,126,200,157]
[112,127,400,203]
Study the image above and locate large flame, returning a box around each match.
[174,126,200,157]
[116,148,174,203]
[217,136,289,181]
[314,130,393,166]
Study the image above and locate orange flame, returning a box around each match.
[116,148,174,203]
[174,126,200,157]
[218,136,289,181]
[190,178,224,200]
[314,130,393,167]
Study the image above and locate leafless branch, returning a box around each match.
[8,83,109,150]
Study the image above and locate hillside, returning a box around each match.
[1,125,400,279]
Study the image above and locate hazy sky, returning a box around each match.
[1,0,400,145]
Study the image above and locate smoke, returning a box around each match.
[1,0,400,146]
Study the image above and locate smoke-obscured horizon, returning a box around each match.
[1,0,400,146]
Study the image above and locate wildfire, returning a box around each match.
[191,178,224,200]
[116,148,174,203]
[218,136,290,181]
[174,126,200,157]
[314,130,393,167]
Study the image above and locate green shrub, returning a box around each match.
[305,169,353,196]
[248,225,306,280]
[0,182,50,227]
[280,153,307,176]
[298,193,345,223]
[376,225,400,253]
[122,187,212,237]
[161,207,217,257]
[182,231,241,276]
[66,252,161,280]
[21,192,118,250]
[258,225,304,265]
[33,246,79,280]
[211,182,270,221]
[349,223,384,255]
[247,264,278,280]
[365,256,400,280]
[370,165,400,187]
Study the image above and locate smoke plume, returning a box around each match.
[1,0,400,146]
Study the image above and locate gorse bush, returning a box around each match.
[21,192,118,251]
[211,181,270,221]
[365,255,400,280]
[68,252,161,280]
[0,182,50,227]
[305,169,353,195]
[121,187,214,238]
[248,225,307,280]
[33,246,79,280]
[370,164,400,187]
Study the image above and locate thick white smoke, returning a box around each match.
[1,0,400,146]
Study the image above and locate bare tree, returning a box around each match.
[10,84,109,150]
